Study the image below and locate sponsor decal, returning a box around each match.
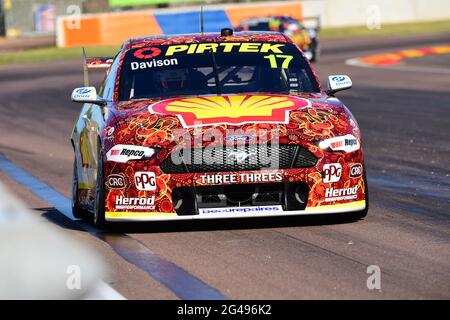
[318,134,360,153]
[150,95,310,128]
[86,57,113,69]
[75,88,91,94]
[130,58,178,70]
[133,47,161,59]
[134,172,157,191]
[72,87,96,100]
[325,186,358,202]
[105,126,115,137]
[106,144,155,163]
[350,163,363,178]
[329,75,352,88]
[323,163,342,183]
[199,172,283,185]
[106,173,127,190]
[164,42,285,56]
[115,196,155,210]
[199,205,283,215]
[224,135,253,142]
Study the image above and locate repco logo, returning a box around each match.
[134,172,157,191]
[350,163,363,178]
[106,174,127,189]
[121,149,145,157]
[345,138,358,147]
[323,163,342,183]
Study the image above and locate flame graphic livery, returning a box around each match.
[149,95,310,127]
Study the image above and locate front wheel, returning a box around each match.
[72,157,87,219]
[93,147,106,228]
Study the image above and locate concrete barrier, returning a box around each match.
[56,1,303,48]
[56,0,450,48]
[302,0,450,27]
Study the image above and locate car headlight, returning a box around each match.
[106,144,159,163]
[317,134,360,153]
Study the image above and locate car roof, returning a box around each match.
[121,31,291,51]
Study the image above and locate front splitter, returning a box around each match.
[105,200,366,222]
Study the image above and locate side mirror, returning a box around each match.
[71,87,107,106]
[326,75,352,96]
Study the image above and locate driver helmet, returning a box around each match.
[156,69,189,91]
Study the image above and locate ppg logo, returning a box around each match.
[323,163,342,183]
[134,172,157,191]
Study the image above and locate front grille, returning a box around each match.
[172,182,310,215]
[160,145,317,174]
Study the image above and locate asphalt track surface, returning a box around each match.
[0,32,449,299]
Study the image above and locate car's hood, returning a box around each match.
[104,93,360,149]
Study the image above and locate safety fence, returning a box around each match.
[2,0,83,37]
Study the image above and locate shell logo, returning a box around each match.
[149,95,310,128]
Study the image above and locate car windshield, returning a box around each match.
[118,42,320,101]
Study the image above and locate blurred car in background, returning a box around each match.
[236,16,320,62]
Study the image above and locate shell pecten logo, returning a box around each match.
[149,95,309,127]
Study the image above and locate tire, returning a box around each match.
[93,146,107,228]
[309,39,319,63]
[72,157,87,219]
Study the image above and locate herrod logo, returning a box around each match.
[149,95,310,128]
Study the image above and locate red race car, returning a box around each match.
[71,29,368,226]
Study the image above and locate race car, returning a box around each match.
[70,29,368,227]
[236,16,320,62]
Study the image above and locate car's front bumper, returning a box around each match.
[105,199,366,221]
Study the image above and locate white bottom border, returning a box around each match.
[105,201,366,222]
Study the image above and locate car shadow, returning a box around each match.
[36,207,362,234]
[37,207,86,232]
[110,214,363,234]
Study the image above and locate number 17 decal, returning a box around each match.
[264,54,293,69]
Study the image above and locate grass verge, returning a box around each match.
[0,45,119,65]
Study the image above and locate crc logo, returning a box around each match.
[134,172,157,191]
[106,174,127,190]
[350,163,363,178]
[323,163,342,183]
[227,151,255,163]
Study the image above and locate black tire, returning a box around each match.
[93,146,107,228]
[72,157,87,219]
[309,39,319,63]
